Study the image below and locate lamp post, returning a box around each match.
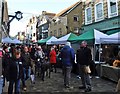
[7,11,23,35]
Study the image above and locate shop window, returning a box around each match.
[107,0,118,18]
[95,2,104,22]
[85,7,92,25]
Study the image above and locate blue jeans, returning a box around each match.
[8,79,20,94]
[22,67,31,87]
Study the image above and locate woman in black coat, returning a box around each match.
[8,50,23,94]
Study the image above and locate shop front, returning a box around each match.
[81,16,120,62]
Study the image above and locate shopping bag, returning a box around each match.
[30,68,35,83]
[84,66,91,74]
[30,74,35,82]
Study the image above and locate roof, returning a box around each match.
[44,12,56,16]
[55,1,81,17]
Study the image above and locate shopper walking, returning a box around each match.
[8,51,23,94]
[21,46,32,91]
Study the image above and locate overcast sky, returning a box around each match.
[7,0,80,36]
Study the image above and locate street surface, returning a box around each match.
[2,68,117,93]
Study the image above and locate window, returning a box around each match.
[33,33,35,37]
[74,27,79,33]
[58,28,62,36]
[54,22,57,26]
[50,31,52,36]
[85,7,92,24]
[73,16,79,22]
[107,0,118,18]
[31,26,33,30]
[95,2,104,22]
[58,20,61,24]
[54,30,57,36]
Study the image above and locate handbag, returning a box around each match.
[84,66,91,74]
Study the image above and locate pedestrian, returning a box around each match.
[21,46,32,91]
[49,46,57,73]
[60,42,75,88]
[34,46,45,76]
[8,51,23,94]
[2,46,11,87]
[76,41,92,92]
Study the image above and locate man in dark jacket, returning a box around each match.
[76,41,92,92]
[60,42,75,88]
[8,51,23,94]
[21,46,32,91]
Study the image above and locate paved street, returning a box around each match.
[2,68,117,93]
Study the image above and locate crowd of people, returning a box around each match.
[2,41,94,93]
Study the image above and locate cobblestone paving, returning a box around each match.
[18,68,117,93]
[2,68,117,93]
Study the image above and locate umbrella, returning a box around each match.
[12,38,22,44]
[2,37,13,43]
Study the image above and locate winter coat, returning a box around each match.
[49,49,56,64]
[2,52,12,80]
[8,57,23,81]
[76,47,92,66]
[21,51,32,69]
[35,50,44,59]
[60,45,75,66]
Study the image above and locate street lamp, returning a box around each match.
[7,11,23,34]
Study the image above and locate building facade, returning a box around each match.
[25,16,38,44]
[82,0,120,32]
[49,1,83,38]
[36,11,56,40]
[0,0,9,40]
[0,0,9,76]
[48,16,67,37]
[81,0,120,61]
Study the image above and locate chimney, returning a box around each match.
[42,11,47,15]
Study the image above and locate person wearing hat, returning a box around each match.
[34,46,45,75]
[60,42,75,88]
